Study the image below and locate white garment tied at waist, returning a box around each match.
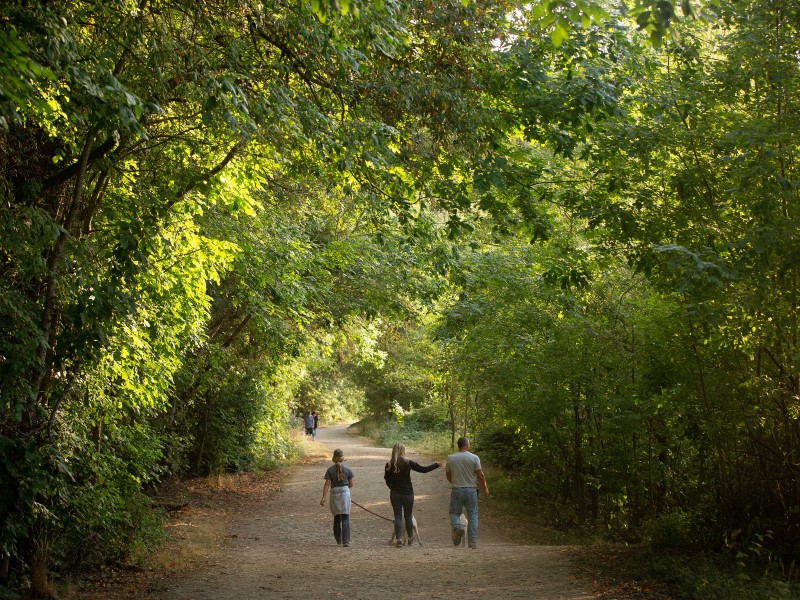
[329,485,351,515]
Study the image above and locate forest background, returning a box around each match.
[1,0,799,597]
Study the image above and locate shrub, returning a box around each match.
[643,510,696,549]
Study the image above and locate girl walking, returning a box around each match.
[320,448,354,546]
[384,442,442,547]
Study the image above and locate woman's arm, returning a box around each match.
[410,460,444,473]
[320,479,330,505]
[348,477,353,488]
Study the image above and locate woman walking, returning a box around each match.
[320,448,354,546]
[384,442,443,547]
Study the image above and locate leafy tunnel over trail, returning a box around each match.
[2,0,800,595]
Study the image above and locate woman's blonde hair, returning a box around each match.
[386,442,407,474]
[332,448,345,481]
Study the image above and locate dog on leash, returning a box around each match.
[456,513,468,546]
[389,515,421,546]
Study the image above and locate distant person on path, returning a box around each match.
[383,442,443,547]
[303,411,316,440]
[312,410,319,437]
[446,436,490,549]
[320,448,354,546]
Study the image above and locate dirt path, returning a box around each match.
[146,425,599,599]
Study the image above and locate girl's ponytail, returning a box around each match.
[332,448,345,481]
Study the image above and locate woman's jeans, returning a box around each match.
[390,492,415,538]
[449,487,478,544]
[333,513,350,544]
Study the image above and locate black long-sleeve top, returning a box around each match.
[384,459,440,495]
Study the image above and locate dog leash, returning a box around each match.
[351,500,393,522]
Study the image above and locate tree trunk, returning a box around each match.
[573,393,586,524]
[29,521,51,598]
[195,392,213,475]
[444,376,456,449]
[0,549,9,586]
[30,130,96,424]
[462,387,469,438]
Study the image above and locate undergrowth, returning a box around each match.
[349,415,451,459]
[355,415,800,600]
[576,547,800,600]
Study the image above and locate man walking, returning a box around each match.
[446,436,490,549]
[303,411,316,441]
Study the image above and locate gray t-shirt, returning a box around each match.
[325,464,354,487]
[446,450,481,488]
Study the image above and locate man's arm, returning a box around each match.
[475,468,490,497]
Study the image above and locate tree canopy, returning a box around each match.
[2,0,799,594]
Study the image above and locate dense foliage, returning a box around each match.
[1,0,798,595]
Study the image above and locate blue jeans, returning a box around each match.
[390,492,415,539]
[333,514,350,544]
[449,487,478,544]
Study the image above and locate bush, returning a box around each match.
[643,510,696,549]
[349,414,450,457]
[648,552,800,600]
[475,426,530,471]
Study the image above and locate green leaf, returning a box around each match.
[551,22,569,46]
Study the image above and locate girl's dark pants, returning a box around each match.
[333,514,350,544]
[390,492,414,538]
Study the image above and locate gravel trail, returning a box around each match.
[151,425,598,600]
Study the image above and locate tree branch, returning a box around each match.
[31,129,96,421]
[168,140,244,210]
[42,133,119,193]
